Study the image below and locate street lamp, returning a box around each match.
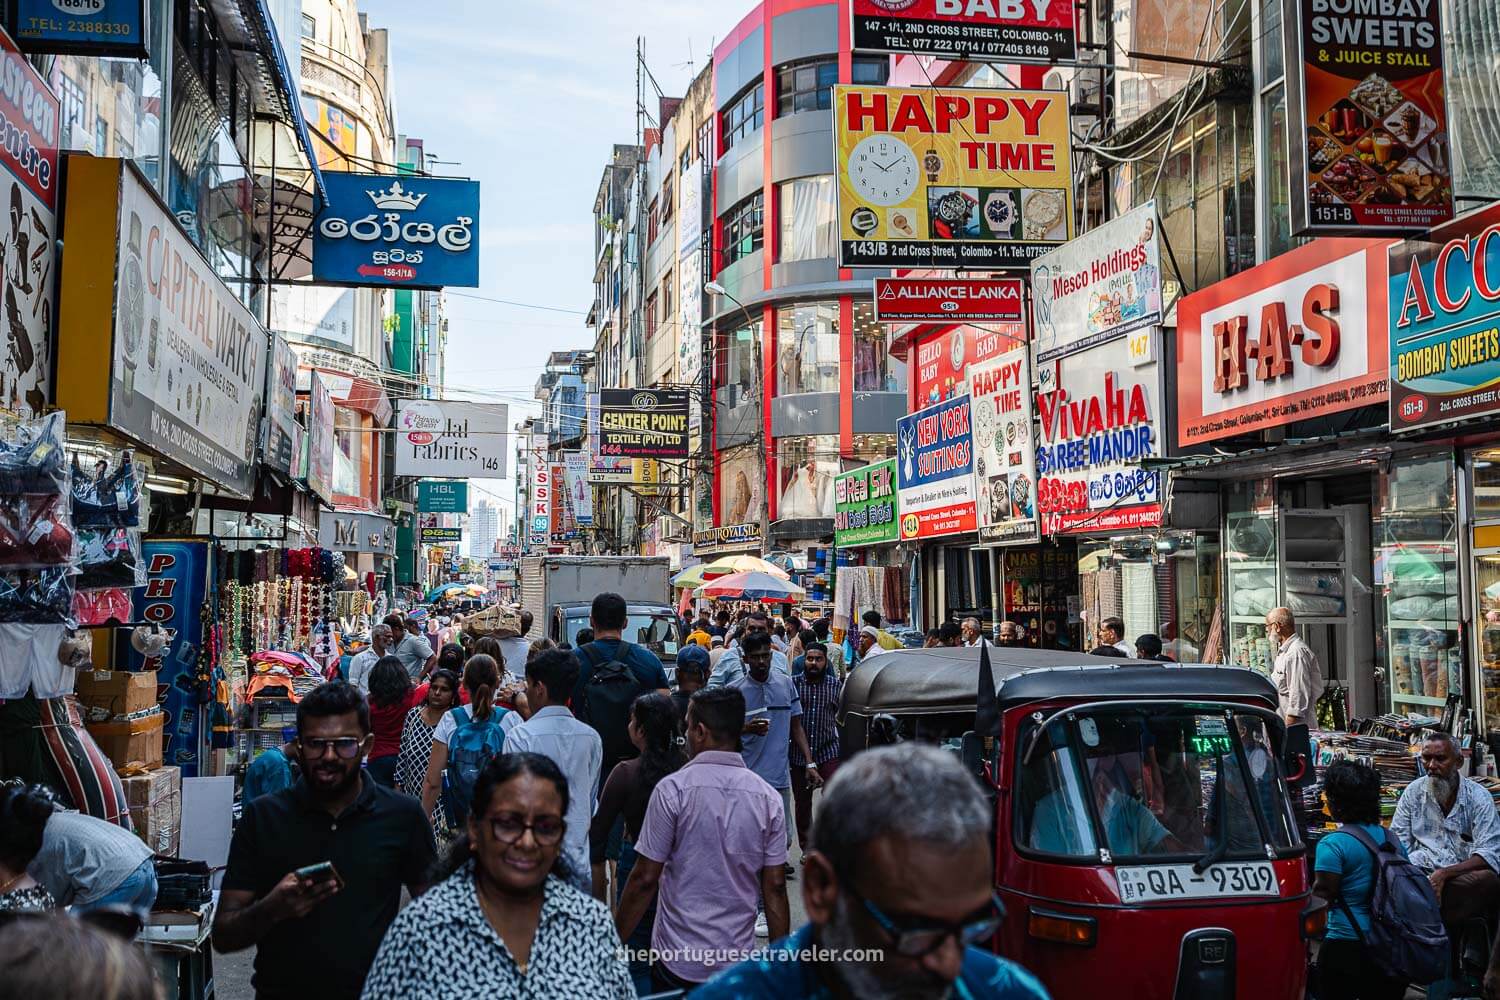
[705,281,769,553]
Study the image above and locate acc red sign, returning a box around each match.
[874,277,1024,323]
[852,0,1076,63]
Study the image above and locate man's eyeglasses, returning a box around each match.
[848,885,1005,957]
[300,737,364,759]
[489,812,566,846]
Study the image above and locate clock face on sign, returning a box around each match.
[847,135,919,207]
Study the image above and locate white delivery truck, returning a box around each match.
[519,556,678,666]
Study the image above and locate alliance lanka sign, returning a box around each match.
[896,394,977,540]
[873,276,1024,323]
[835,459,899,548]
[313,173,480,289]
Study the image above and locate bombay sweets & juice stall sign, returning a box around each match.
[835,459,899,548]
[313,173,480,289]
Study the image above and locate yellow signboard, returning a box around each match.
[834,85,1073,269]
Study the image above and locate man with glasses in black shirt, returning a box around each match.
[213,681,435,1000]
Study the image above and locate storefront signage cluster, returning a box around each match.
[834,85,1073,268]
[10,0,147,57]
[873,276,1024,323]
[263,336,298,477]
[851,0,1076,62]
[969,349,1039,544]
[529,433,549,547]
[562,452,593,527]
[394,400,509,479]
[1031,202,1163,361]
[835,459,899,548]
[1389,204,1500,430]
[1037,337,1162,534]
[693,522,763,556]
[1283,0,1453,235]
[896,393,977,540]
[313,173,480,289]
[1176,238,1389,446]
[598,388,689,459]
[417,480,469,513]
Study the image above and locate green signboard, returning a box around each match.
[835,459,899,548]
[418,481,469,513]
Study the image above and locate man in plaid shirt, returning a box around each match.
[790,642,843,850]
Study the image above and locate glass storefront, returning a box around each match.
[717,321,762,411]
[853,301,903,392]
[718,444,763,526]
[1470,448,1500,726]
[1077,531,1219,663]
[776,302,839,395]
[776,434,840,519]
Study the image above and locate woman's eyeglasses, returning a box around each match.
[489,812,566,846]
[300,737,364,759]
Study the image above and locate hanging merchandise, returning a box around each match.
[0,568,75,624]
[0,412,67,495]
[75,528,144,590]
[71,451,141,527]
[0,413,75,628]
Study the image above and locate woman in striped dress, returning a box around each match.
[396,667,459,836]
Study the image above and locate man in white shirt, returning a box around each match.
[1099,617,1134,657]
[961,617,985,647]
[497,609,533,674]
[505,647,602,894]
[346,623,392,696]
[1265,607,1322,728]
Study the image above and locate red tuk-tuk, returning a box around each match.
[838,647,1321,999]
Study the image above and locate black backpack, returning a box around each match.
[1332,824,1449,983]
[577,642,649,764]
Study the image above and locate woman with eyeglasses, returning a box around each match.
[361,753,634,998]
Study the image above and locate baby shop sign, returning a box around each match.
[313,172,480,289]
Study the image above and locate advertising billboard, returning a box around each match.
[851,0,1074,62]
[320,511,396,555]
[693,523,763,556]
[313,173,480,289]
[1389,207,1500,430]
[10,0,146,57]
[834,85,1073,268]
[562,452,593,527]
[1031,201,1163,362]
[598,388,690,459]
[264,335,298,477]
[969,349,1039,545]
[874,276,1024,323]
[1284,0,1453,235]
[1037,337,1162,535]
[835,459,899,548]
[130,540,211,775]
[306,372,335,503]
[394,400,509,478]
[529,433,550,547]
[1176,238,1389,447]
[911,323,1024,408]
[271,283,357,351]
[417,480,469,513]
[896,394,977,540]
[303,96,358,170]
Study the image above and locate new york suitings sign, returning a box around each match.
[598,388,690,460]
[851,0,1076,63]
[896,394,977,541]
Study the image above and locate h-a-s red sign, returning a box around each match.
[874,277,1025,323]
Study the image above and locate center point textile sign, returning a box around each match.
[896,394,977,540]
[835,459,899,548]
[598,388,689,460]
[1389,206,1500,430]
[835,85,1073,269]
[968,349,1039,544]
[851,0,1077,63]
[394,401,508,479]
[313,173,480,289]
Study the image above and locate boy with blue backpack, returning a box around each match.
[421,654,508,827]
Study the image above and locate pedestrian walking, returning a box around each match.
[0,783,58,912]
[694,744,1050,1000]
[412,644,469,706]
[1266,607,1323,727]
[1135,634,1169,661]
[506,648,602,895]
[961,617,984,646]
[214,680,435,1000]
[615,686,791,992]
[572,592,670,781]
[710,609,792,686]
[347,623,393,696]
[672,643,710,721]
[1314,760,1411,1000]
[386,613,436,682]
[997,621,1024,647]
[589,693,687,993]
[497,609,533,671]
[366,656,415,788]
[360,754,634,999]
[397,667,458,833]
[1097,616,1134,656]
[420,655,509,826]
[790,641,842,851]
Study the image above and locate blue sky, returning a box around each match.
[361,0,728,541]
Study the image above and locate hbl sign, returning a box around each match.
[418,480,469,513]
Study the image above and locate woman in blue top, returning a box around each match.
[1312,759,1408,1000]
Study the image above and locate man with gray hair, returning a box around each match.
[346,623,392,696]
[961,617,985,647]
[1264,606,1322,728]
[694,744,1050,1000]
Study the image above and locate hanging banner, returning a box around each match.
[1031,201,1164,362]
[562,452,593,527]
[1389,206,1500,430]
[263,336,298,477]
[394,400,508,478]
[598,387,690,459]
[896,394,977,540]
[835,85,1073,269]
[1037,337,1162,535]
[874,276,1024,323]
[835,458,899,548]
[851,0,1076,63]
[1284,0,1453,235]
[10,0,147,58]
[910,323,1023,408]
[969,348,1039,544]
[313,173,480,289]
[130,540,211,776]
[417,480,469,513]
[529,433,550,547]
[306,372,335,503]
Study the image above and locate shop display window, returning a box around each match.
[1076,533,1218,662]
[776,303,839,395]
[1376,453,1460,715]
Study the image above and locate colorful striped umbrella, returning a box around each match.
[696,570,806,603]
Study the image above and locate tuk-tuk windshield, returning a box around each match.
[1016,708,1299,863]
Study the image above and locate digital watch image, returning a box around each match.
[927,187,981,240]
[988,475,1010,524]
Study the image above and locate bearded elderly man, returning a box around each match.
[1392,731,1500,994]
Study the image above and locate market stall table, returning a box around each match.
[139,893,217,1000]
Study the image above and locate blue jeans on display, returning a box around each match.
[617,839,656,996]
[77,858,158,918]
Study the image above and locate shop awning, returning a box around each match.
[314,368,393,425]
[1152,428,1392,481]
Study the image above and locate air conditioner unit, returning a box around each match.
[657,514,688,542]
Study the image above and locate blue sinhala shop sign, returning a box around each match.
[313,172,480,289]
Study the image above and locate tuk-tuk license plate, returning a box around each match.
[1115,862,1278,904]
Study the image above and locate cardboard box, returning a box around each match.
[75,669,158,719]
[87,711,164,771]
[122,765,181,856]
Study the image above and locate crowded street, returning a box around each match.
[2,0,1500,997]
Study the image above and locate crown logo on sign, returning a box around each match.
[367,181,426,211]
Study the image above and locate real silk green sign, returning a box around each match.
[835,459,899,548]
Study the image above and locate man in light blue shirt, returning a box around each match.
[709,610,790,688]
[729,631,821,851]
[1029,758,1175,857]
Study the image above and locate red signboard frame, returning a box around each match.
[851,0,1076,63]
[874,276,1025,323]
